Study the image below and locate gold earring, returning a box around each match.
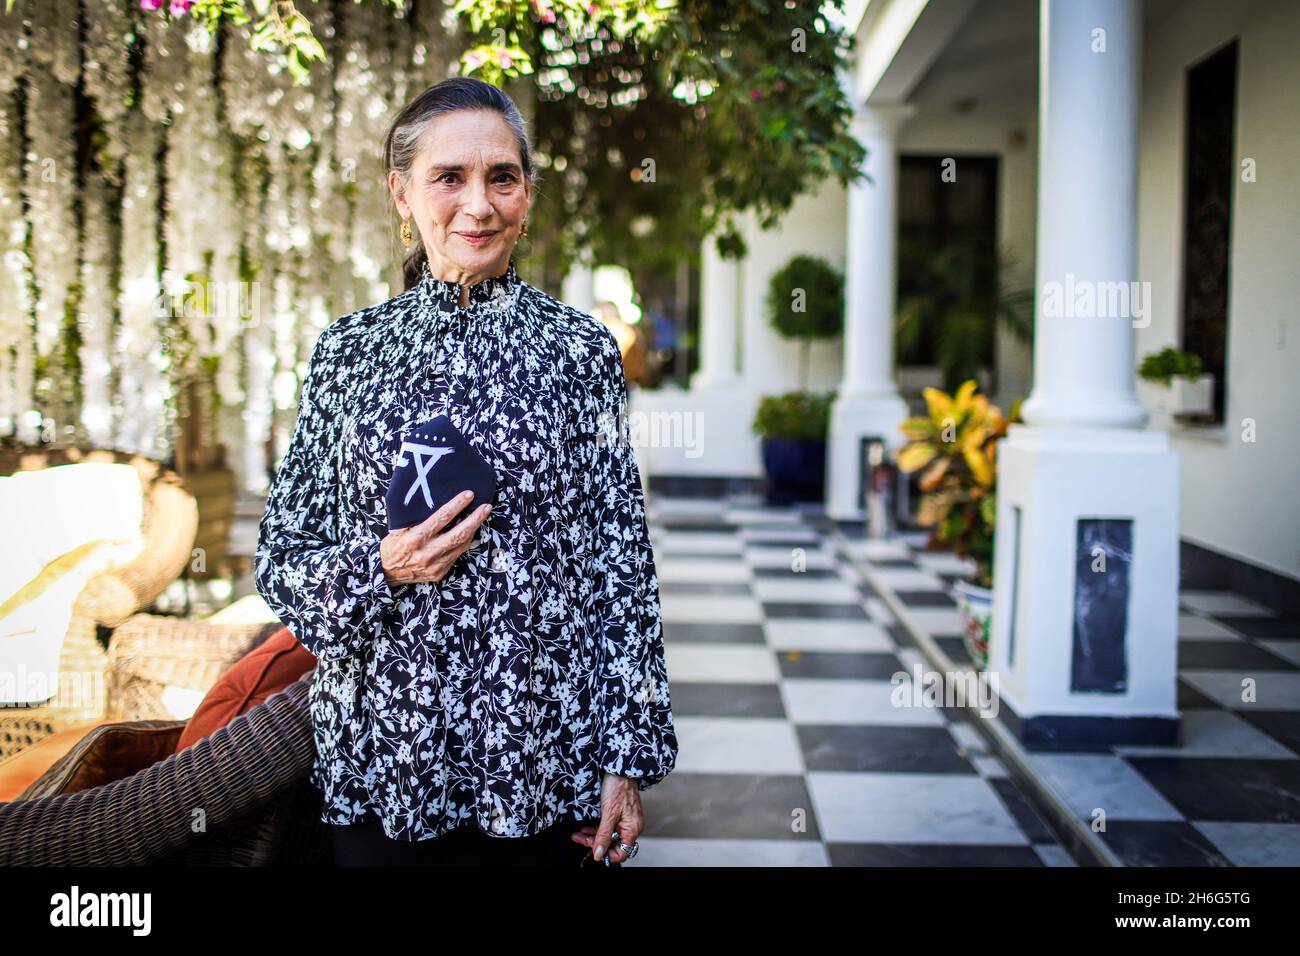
[400,218,412,247]
[520,218,528,240]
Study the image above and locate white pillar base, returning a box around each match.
[825,390,910,520]
[990,424,1181,749]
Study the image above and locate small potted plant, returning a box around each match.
[752,391,835,503]
[1137,347,1213,422]
[896,381,1020,668]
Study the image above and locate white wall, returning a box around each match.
[1136,0,1300,579]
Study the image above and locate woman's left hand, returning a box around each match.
[571,772,644,864]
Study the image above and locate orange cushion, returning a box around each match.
[0,720,118,803]
[174,626,316,753]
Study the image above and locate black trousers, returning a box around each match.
[331,812,603,867]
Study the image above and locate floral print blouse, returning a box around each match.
[254,257,678,842]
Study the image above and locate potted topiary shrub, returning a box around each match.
[895,381,1021,668]
[752,255,843,503]
[752,391,835,504]
[1137,347,1213,424]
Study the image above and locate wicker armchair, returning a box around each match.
[0,670,329,866]
[0,448,199,758]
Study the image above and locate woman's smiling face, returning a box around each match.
[393,108,531,286]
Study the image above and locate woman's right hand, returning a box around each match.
[379,490,492,586]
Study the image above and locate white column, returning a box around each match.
[825,103,913,520]
[561,258,596,316]
[990,0,1181,749]
[692,236,741,389]
[1020,0,1146,430]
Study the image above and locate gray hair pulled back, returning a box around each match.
[383,76,538,292]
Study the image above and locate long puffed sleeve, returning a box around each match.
[254,329,399,661]
[587,333,678,790]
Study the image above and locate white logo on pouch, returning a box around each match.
[395,437,455,508]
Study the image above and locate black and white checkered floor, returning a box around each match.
[637,492,1075,866]
[230,488,1300,866]
[805,500,1300,867]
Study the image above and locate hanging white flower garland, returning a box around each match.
[1,0,459,493]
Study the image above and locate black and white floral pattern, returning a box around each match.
[254,258,678,841]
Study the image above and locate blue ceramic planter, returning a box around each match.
[760,437,827,504]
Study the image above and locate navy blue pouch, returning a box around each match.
[384,414,497,532]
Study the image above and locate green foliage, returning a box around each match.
[765,255,842,342]
[518,0,866,279]
[895,239,1033,393]
[751,391,834,442]
[1138,347,1204,385]
[762,254,842,390]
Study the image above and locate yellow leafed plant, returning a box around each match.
[895,381,1021,587]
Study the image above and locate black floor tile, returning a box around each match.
[797,724,976,773]
[1236,711,1300,756]
[1211,616,1296,641]
[661,621,766,644]
[1176,679,1219,709]
[776,650,903,680]
[828,842,1045,866]
[659,581,754,597]
[895,590,959,608]
[660,520,734,533]
[1126,757,1300,823]
[668,681,787,719]
[935,636,973,664]
[762,602,868,620]
[641,773,822,840]
[989,777,1057,844]
[1096,820,1233,867]
[751,566,843,579]
[1178,640,1298,671]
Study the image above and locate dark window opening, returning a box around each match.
[896,154,1000,388]
[1180,40,1237,423]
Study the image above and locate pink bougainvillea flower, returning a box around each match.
[139,0,164,10]
[465,51,487,69]
[749,88,762,100]
[168,0,193,14]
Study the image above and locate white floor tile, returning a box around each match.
[671,717,805,774]
[764,620,896,653]
[660,593,764,624]
[657,558,753,585]
[1179,591,1274,617]
[656,531,744,555]
[1115,710,1296,758]
[1025,753,1184,821]
[751,577,863,604]
[1177,613,1245,640]
[780,678,948,725]
[635,837,830,867]
[1191,822,1300,867]
[1178,671,1300,711]
[870,568,948,591]
[744,544,839,570]
[806,772,1028,845]
[664,644,780,683]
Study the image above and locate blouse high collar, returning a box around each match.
[415,256,522,316]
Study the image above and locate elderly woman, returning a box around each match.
[254,76,677,867]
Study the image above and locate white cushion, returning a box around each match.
[0,462,145,608]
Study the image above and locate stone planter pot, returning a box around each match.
[953,578,993,669]
[1138,373,1214,424]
